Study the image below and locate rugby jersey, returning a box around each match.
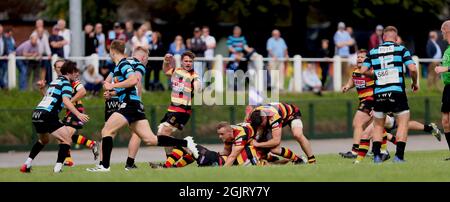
[166,67,200,113]
[246,105,282,129]
[113,58,140,103]
[268,102,301,126]
[64,80,85,117]
[352,68,374,101]
[224,123,256,147]
[362,41,415,94]
[36,75,72,114]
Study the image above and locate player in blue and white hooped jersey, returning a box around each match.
[359,26,419,163]
[20,61,90,173]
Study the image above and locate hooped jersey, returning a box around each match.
[268,102,301,126]
[113,58,140,103]
[35,76,72,114]
[65,80,85,117]
[362,41,414,95]
[352,68,374,101]
[224,123,256,147]
[246,105,282,130]
[167,67,200,113]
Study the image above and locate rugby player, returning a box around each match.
[157,51,202,168]
[36,60,99,167]
[21,61,89,173]
[359,26,419,163]
[247,102,315,164]
[88,40,197,172]
[434,20,450,160]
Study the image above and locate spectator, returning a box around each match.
[302,62,322,96]
[201,26,216,64]
[16,35,40,91]
[84,23,98,56]
[426,30,443,89]
[57,19,71,58]
[266,29,288,91]
[369,25,383,50]
[32,27,52,83]
[142,21,153,46]
[317,39,333,88]
[227,26,250,57]
[187,27,207,83]
[95,23,107,69]
[49,25,66,58]
[82,64,104,96]
[0,24,6,89]
[147,31,165,91]
[1,27,15,89]
[124,20,135,55]
[168,35,186,55]
[346,26,358,66]
[131,26,150,50]
[106,22,127,51]
[334,22,354,84]
[99,65,110,81]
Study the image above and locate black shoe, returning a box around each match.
[381,153,391,162]
[339,151,357,159]
[125,164,138,171]
[445,157,450,161]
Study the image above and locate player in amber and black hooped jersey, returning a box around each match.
[20,61,90,173]
[359,26,419,163]
[89,40,197,172]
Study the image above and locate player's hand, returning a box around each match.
[164,54,174,63]
[411,83,419,92]
[76,113,90,123]
[36,80,46,89]
[369,110,374,117]
[103,90,112,100]
[342,85,349,93]
[435,66,448,74]
[252,141,261,147]
[103,81,114,91]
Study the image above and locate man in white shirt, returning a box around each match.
[201,26,216,88]
[57,19,71,58]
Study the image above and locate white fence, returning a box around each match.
[0,53,436,92]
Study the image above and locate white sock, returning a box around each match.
[54,163,63,172]
[25,158,33,168]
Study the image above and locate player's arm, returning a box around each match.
[36,80,47,96]
[403,49,419,92]
[163,54,175,76]
[253,127,282,148]
[342,77,354,92]
[360,57,374,77]
[104,66,138,90]
[61,84,89,123]
[435,65,450,74]
[71,84,86,103]
[135,71,143,97]
[219,143,232,156]
[223,145,245,166]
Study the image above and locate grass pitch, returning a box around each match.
[1,150,450,182]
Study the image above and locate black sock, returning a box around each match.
[157,135,187,147]
[395,141,406,160]
[352,144,359,153]
[29,141,45,159]
[372,141,382,157]
[99,161,103,166]
[445,133,450,150]
[71,134,79,143]
[423,124,433,133]
[102,136,113,169]
[57,144,71,163]
[126,157,135,167]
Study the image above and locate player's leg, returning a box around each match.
[125,132,141,170]
[290,119,316,164]
[341,110,371,158]
[443,112,450,160]
[20,133,50,172]
[371,112,386,163]
[269,145,305,164]
[407,120,442,141]
[354,122,373,163]
[97,112,129,170]
[50,126,75,172]
[393,111,410,162]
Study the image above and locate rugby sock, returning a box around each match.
[266,153,280,162]
[72,134,95,148]
[395,141,406,160]
[389,136,398,145]
[157,135,187,147]
[352,144,359,154]
[356,139,370,162]
[57,144,71,163]
[423,124,433,133]
[126,157,135,167]
[24,158,33,168]
[175,154,195,167]
[29,141,45,159]
[381,133,388,153]
[164,147,184,168]
[307,155,316,164]
[102,136,113,169]
[280,147,302,163]
[445,133,450,150]
[372,141,382,157]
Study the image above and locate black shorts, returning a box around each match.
[196,145,222,167]
[117,101,146,124]
[284,106,302,128]
[373,92,409,113]
[31,110,64,134]
[160,112,190,130]
[63,112,84,129]
[442,85,450,113]
[105,98,120,121]
[357,100,374,114]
